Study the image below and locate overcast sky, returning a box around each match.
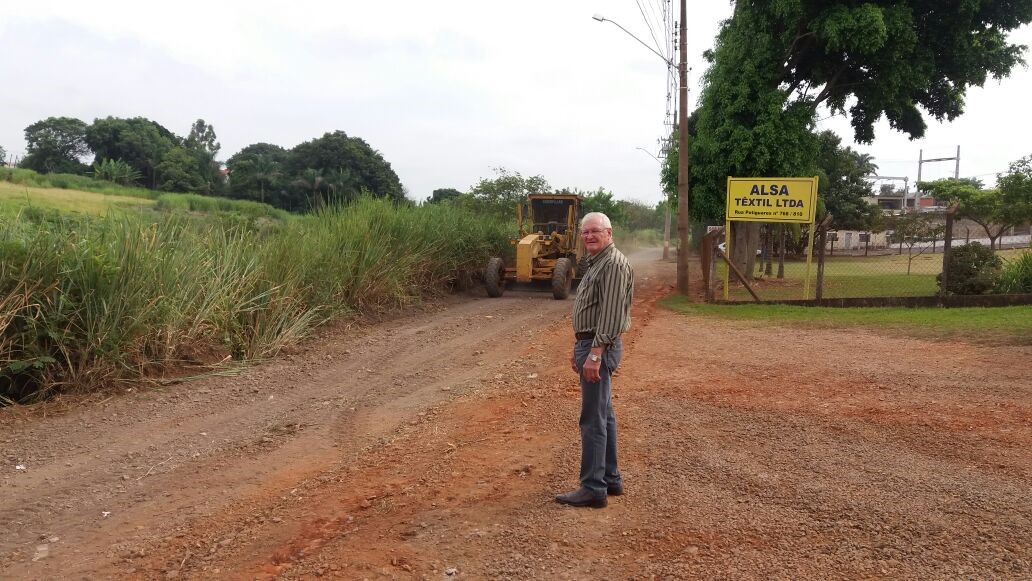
[2,1,1031,205]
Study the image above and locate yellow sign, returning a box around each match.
[725,177,818,223]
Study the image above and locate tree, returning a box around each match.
[227,143,289,203]
[183,119,223,194]
[287,131,404,202]
[156,147,205,192]
[816,130,880,231]
[581,188,625,225]
[888,212,945,274]
[85,117,179,189]
[0,145,7,166]
[923,166,1032,251]
[617,199,664,231]
[686,0,1032,274]
[91,159,141,186]
[762,1,1030,144]
[184,119,219,158]
[20,117,91,174]
[466,168,550,217]
[426,188,463,204]
[995,154,1032,234]
[292,168,330,208]
[690,4,822,273]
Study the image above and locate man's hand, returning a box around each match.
[569,354,578,374]
[582,348,604,383]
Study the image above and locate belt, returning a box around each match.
[575,331,594,340]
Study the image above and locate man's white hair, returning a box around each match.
[580,212,612,229]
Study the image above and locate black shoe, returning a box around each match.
[607,483,624,496]
[555,487,607,508]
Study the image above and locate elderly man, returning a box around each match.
[555,212,634,509]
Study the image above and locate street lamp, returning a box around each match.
[593,8,690,293]
[592,15,675,69]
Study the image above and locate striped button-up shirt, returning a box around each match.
[572,243,634,348]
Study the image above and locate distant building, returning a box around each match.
[863,193,940,215]
[825,230,889,252]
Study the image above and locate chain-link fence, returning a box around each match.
[701,208,1032,302]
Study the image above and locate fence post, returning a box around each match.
[700,227,723,303]
[941,205,957,296]
[815,214,833,300]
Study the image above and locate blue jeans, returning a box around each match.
[573,339,623,495]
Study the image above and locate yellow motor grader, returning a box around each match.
[484,193,586,300]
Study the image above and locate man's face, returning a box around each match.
[581,217,612,255]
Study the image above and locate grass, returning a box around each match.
[0,167,158,200]
[0,181,156,215]
[662,295,1032,345]
[155,193,292,221]
[0,197,510,403]
[718,248,1029,301]
[0,173,289,222]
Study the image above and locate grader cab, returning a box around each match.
[484,193,586,300]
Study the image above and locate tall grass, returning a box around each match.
[0,197,509,402]
[996,250,1032,294]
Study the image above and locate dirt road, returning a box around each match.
[2,249,1030,580]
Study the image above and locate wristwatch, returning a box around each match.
[589,354,601,362]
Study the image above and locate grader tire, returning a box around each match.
[485,257,505,297]
[552,258,573,300]
[577,255,590,278]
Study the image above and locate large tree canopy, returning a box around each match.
[286,131,404,203]
[226,142,289,204]
[20,116,91,174]
[426,188,463,204]
[85,117,179,188]
[765,0,1031,143]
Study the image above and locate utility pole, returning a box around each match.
[915,146,961,211]
[676,0,690,293]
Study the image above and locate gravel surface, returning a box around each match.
[1,249,1028,580]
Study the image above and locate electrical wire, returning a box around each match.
[635,0,665,57]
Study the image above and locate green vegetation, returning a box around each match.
[0,169,291,223]
[0,180,156,215]
[155,193,291,221]
[660,1,1032,273]
[717,249,1027,301]
[0,197,509,403]
[939,243,1002,295]
[1,167,157,200]
[15,114,405,212]
[923,163,1032,251]
[662,296,1032,346]
[997,250,1032,294]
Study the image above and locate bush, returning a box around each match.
[996,250,1032,294]
[938,243,1003,295]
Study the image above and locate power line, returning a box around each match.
[644,0,668,55]
[634,0,664,57]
